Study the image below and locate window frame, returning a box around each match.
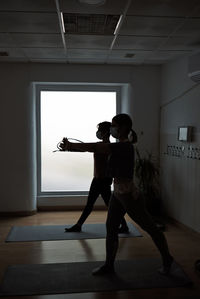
[35,83,121,197]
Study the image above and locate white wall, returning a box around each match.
[0,64,37,213]
[160,56,200,232]
[0,62,160,213]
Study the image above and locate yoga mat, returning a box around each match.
[6,222,142,242]
[0,259,192,296]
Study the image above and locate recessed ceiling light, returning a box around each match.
[78,0,106,6]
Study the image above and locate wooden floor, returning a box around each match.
[0,211,200,299]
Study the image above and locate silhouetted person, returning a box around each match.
[65,121,129,233]
[61,114,173,275]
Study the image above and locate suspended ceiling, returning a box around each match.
[0,0,200,65]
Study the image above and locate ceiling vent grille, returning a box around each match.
[0,51,9,56]
[124,53,135,58]
[63,13,120,35]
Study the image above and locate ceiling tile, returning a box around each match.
[0,33,14,47]
[22,48,67,59]
[60,0,126,15]
[107,51,148,64]
[107,59,144,65]
[0,57,28,62]
[68,49,108,59]
[128,0,199,17]
[108,49,151,60]
[0,12,60,33]
[3,33,63,48]
[67,34,112,49]
[0,47,26,58]
[0,0,55,12]
[159,36,200,50]
[68,58,106,64]
[114,35,166,50]
[147,49,192,61]
[175,18,200,37]
[144,59,168,64]
[120,16,183,36]
[30,58,68,63]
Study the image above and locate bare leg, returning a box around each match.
[93,194,125,275]
[65,178,100,232]
[101,180,129,233]
[93,193,173,275]
[119,193,173,273]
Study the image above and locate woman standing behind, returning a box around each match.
[65,121,129,233]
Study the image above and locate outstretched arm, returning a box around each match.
[60,138,111,154]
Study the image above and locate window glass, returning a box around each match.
[40,90,116,192]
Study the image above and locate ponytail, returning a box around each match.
[128,129,138,144]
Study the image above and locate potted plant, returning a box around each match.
[135,148,165,230]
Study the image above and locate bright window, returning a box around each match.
[39,87,117,194]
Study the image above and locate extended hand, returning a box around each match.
[59,137,71,151]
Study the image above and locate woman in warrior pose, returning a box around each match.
[61,113,173,275]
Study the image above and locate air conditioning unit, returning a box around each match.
[188,53,200,82]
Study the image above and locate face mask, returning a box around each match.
[96,130,103,140]
[110,126,119,139]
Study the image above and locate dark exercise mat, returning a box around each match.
[0,259,192,296]
[5,222,142,242]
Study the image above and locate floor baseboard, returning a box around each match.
[37,205,107,212]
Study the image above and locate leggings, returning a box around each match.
[105,192,171,267]
[77,178,127,228]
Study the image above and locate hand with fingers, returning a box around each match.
[59,137,71,151]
